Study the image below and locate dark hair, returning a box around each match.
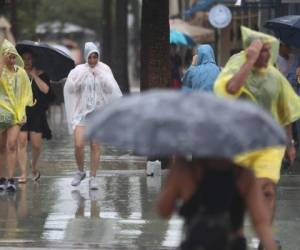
[20,48,37,57]
[20,48,38,68]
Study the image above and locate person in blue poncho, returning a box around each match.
[181,44,220,92]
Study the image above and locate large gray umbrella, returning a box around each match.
[86,90,287,158]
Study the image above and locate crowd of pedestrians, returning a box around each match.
[1,24,300,250]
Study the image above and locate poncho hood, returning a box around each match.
[1,39,24,68]
[241,26,279,65]
[84,42,100,63]
[196,44,216,65]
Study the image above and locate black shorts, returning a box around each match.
[21,110,52,140]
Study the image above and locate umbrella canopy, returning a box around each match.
[86,90,287,158]
[265,15,300,48]
[16,40,75,81]
[170,18,214,43]
[170,30,195,47]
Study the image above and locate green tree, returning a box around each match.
[16,0,103,40]
[140,0,170,90]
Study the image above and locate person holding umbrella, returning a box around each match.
[17,49,53,183]
[64,42,122,190]
[0,40,33,191]
[214,26,300,249]
[157,157,278,250]
[85,90,285,250]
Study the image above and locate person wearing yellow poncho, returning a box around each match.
[214,26,300,249]
[0,39,33,191]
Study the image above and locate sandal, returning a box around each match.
[33,171,41,182]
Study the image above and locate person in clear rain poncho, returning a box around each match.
[214,26,300,249]
[0,39,33,191]
[64,42,122,190]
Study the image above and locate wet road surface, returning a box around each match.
[0,114,299,249]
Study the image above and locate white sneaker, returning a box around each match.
[89,176,98,190]
[71,171,86,186]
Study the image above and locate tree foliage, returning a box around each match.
[16,0,103,40]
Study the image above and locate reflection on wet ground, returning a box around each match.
[0,117,299,249]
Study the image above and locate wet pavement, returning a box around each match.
[0,112,299,249]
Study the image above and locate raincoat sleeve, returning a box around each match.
[0,75,16,125]
[214,52,247,99]
[63,66,87,94]
[181,66,195,90]
[16,67,33,122]
[100,63,122,101]
[0,67,33,125]
[64,68,79,134]
[275,68,300,126]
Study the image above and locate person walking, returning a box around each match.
[17,49,52,183]
[64,42,122,190]
[181,44,220,92]
[0,40,33,191]
[214,26,300,249]
[157,157,278,250]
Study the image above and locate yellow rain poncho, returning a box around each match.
[214,27,300,183]
[0,39,33,130]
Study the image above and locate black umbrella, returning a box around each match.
[16,40,75,81]
[86,90,287,158]
[265,15,300,48]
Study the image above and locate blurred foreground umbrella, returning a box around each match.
[86,90,286,158]
[16,40,75,81]
[170,30,195,47]
[265,15,300,48]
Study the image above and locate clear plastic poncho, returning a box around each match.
[0,39,33,130]
[64,42,122,134]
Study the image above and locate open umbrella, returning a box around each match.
[86,90,287,158]
[170,18,214,43]
[265,15,300,48]
[170,30,195,47]
[16,40,75,81]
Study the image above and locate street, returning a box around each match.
[0,115,298,250]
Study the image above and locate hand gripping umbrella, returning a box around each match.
[86,90,287,158]
[16,40,75,81]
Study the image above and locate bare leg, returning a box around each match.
[6,125,21,179]
[30,132,43,176]
[0,131,7,177]
[74,126,85,171]
[256,178,276,224]
[17,131,28,180]
[232,177,277,250]
[90,141,100,177]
